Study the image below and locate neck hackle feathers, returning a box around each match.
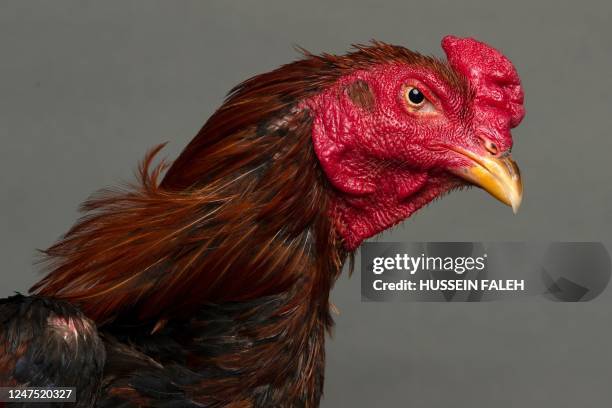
[30,41,460,325]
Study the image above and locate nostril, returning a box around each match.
[479,136,499,155]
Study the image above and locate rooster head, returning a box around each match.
[305,36,525,250]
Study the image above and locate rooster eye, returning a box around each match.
[403,85,436,114]
[407,87,425,105]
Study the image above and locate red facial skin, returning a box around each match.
[305,36,525,250]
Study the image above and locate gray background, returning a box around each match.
[1,1,611,406]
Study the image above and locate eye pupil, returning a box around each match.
[408,88,425,104]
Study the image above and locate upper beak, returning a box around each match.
[449,147,523,213]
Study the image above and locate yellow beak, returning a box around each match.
[449,147,523,213]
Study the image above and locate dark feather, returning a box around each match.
[0,294,105,407]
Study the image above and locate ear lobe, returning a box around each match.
[345,80,376,111]
[312,138,378,196]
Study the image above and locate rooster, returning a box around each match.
[0,36,524,407]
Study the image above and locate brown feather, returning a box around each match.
[30,41,460,326]
[26,41,469,406]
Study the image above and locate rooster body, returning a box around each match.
[0,36,524,407]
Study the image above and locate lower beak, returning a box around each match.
[449,147,523,213]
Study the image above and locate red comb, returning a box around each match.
[442,35,525,128]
